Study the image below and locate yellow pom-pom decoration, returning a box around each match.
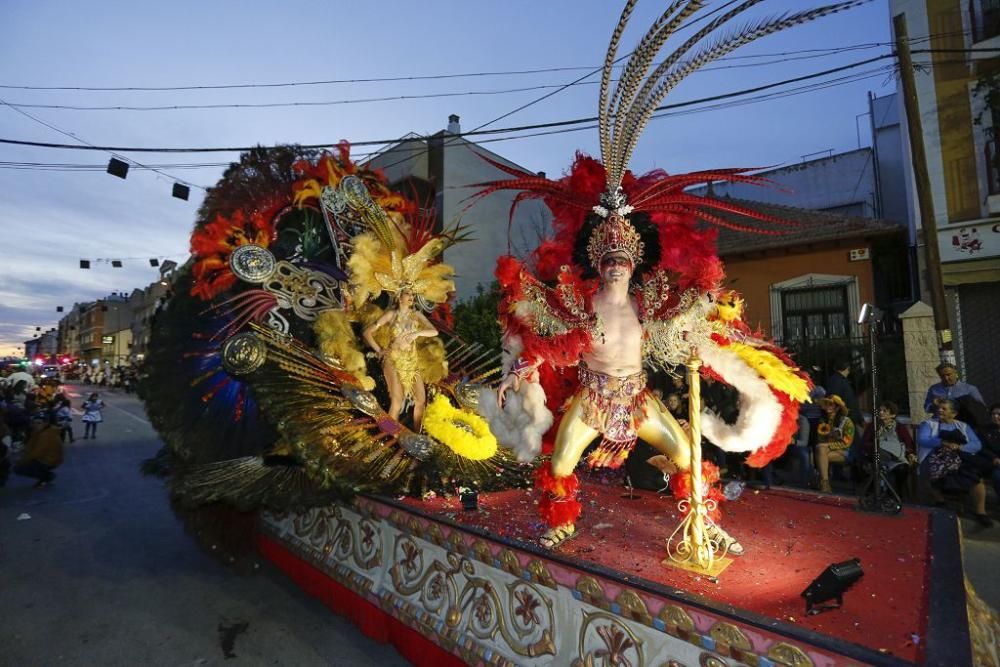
[423,394,498,461]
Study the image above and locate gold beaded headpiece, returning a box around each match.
[586,188,643,269]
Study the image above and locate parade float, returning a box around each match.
[142,2,999,665]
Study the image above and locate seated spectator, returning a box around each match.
[925,429,994,527]
[861,400,916,499]
[923,363,985,415]
[916,398,981,464]
[815,395,856,493]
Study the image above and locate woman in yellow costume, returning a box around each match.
[363,289,440,429]
[343,178,456,431]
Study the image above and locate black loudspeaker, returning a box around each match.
[80,260,91,269]
[56,306,64,312]
[149,258,159,267]
[111,260,123,268]
[172,183,190,200]
[107,158,129,179]
[802,558,864,615]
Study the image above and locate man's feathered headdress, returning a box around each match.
[468,0,868,279]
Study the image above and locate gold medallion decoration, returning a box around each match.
[709,622,753,652]
[229,243,277,283]
[453,381,483,411]
[221,332,267,375]
[399,432,435,461]
[767,642,814,667]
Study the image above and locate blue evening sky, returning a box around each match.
[0,0,895,355]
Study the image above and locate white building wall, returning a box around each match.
[441,140,550,300]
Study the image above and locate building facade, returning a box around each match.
[892,0,1000,404]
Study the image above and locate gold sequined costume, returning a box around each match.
[387,312,422,398]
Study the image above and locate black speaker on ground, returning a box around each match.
[107,158,129,179]
[802,558,864,615]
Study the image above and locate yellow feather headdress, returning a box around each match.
[337,176,456,305]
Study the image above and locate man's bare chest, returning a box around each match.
[592,303,643,347]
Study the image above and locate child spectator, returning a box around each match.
[55,397,74,443]
[81,393,105,440]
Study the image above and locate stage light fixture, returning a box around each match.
[111,260,123,268]
[149,258,159,267]
[172,183,190,200]
[107,158,129,179]
[80,260,91,269]
[802,558,864,615]
[857,303,882,325]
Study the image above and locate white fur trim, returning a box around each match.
[698,343,782,452]
[477,381,553,463]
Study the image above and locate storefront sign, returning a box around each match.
[102,335,114,344]
[938,221,1000,262]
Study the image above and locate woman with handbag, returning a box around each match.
[917,398,992,527]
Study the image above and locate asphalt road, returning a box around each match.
[2,386,998,665]
[0,385,408,667]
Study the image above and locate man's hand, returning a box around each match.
[496,373,520,408]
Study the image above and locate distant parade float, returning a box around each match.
[142,2,999,665]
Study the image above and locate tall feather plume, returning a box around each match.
[610,0,868,185]
[598,0,641,177]
[605,0,702,191]
[619,1,867,167]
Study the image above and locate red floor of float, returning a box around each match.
[402,481,931,663]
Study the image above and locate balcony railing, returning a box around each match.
[971,0,1000,43]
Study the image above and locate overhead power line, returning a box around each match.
[0,29,959,92]
[0,65,891,172]
[0,53,904,156]
[0,99,207,190]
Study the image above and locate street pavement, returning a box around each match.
[0,385,408,667]
[2,385,998,665]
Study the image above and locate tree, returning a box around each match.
[452,282,502,355]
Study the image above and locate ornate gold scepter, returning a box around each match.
[664,355,732,576]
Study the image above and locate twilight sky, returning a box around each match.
[0,0,894,355]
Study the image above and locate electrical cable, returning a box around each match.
[0,52,902,156]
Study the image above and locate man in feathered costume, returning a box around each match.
[477,0,860,549]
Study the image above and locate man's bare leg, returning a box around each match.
[637,396,744,556]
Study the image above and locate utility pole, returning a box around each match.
[893,13,955,364]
